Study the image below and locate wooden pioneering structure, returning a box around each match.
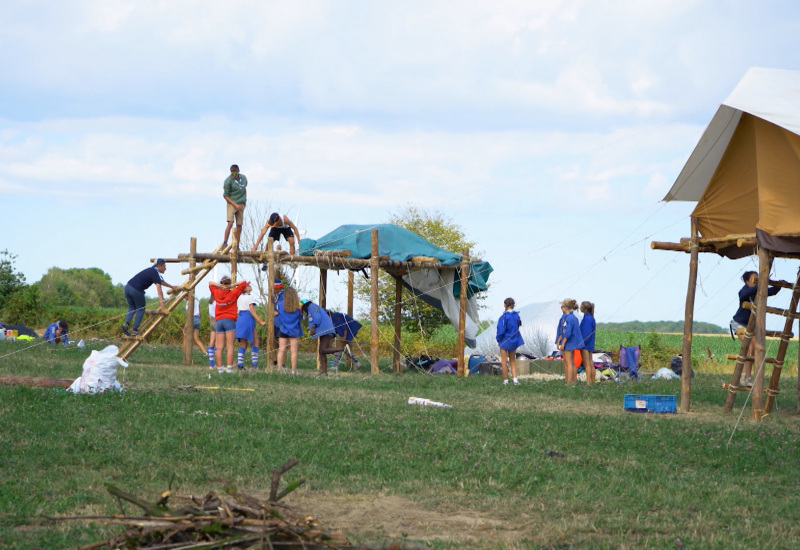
[119,229,484,376]
[651,67,800,420]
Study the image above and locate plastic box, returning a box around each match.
[624,394,677,414]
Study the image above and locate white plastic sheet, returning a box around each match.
[68,345,128,394]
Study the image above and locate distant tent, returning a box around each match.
[664,67,800,258]
[468,300,569,358]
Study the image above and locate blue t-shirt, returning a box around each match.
[559,312,584,351]
[127,266,164,292]
[276,302,303,338]
[496,310,524,351]
[580,313,596,352]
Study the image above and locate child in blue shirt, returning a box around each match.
[275,287,303,374]
[301,300,345,376]
[579,301,596,385]
[556,298,583,384]
[496,298,524,385]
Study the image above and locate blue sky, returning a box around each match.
[3,0,800,330]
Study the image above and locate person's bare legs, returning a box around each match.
[215,332,225,369]
[318,334,344,375]
[581,349,594,385]
[563,350,576,384]
[278,337,288,372]
[290,338,299,372]
[500,349,509,382]
[287,236,296,255]
[509,353,518,381]
[223,221,234,245]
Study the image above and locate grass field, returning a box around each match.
[1,335,799,549]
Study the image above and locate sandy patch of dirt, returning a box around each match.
[287,490,528,546]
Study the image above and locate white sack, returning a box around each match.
[68,345,128,394]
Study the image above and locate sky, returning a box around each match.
[3,0,800,331]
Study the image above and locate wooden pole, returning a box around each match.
[752,247,772,421]
[316,268,328,371]
[266,237,276,372]
[347,271,354,318]
[370,229,380,374]
[457,248,469,377]
[182,237,197,365]
[393,275,402,373]
[764,267,800,414]
[723,313,756,413]
[680,220,699,413]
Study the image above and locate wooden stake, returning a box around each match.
[457,248,469,377]
[752,247,772,421]
[182,238,197,365]
[393,275,402,373]
[370,229,380,374]
[680,219,699,412]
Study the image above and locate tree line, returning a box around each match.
[597,320,726,334]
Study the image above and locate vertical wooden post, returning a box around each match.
[183,237,197,365]
[266,237,276,372]
[457,249,469,377]
[752,247,771,421]
[680,220,699,413]
[370,229,380,374]
[230,244,237,284]
[316,268,328,371]
[347,270,355,369]
[393,275,403,373]
[764,268,800,414]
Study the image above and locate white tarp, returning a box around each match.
[467,300,575,358]
[68,345,128,394]
[665,67,800,202]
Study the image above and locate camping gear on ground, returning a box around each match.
[430,359,457,374]
[405,355,438,372]
[624,394,677,413]
[652,367,680,380]
[467,354,485,374]
[618,345,640,380]
[68,345,128,394]
[669,354,694,377]
[0,322,40,339]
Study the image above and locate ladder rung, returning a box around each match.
[742,303,797,318]
[765,330,793,338]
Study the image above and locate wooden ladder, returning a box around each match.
[723,272,799,416]
[117,243,232,362]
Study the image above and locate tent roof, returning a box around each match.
[664,67,800,202]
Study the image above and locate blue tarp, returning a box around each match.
[299,224,493,298]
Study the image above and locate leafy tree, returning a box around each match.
[0,249,26,303]
[2,284,43,326]
[355,205,484,334]
[38,267,125,308]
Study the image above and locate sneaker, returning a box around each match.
[237,364,244,370]
[226,366,233,374]
[742,377,754,387]
[130,329,140,337]
[260,264,268,272]
[217,367,225,374]
[513,380,520,386]
[121,323,131,336]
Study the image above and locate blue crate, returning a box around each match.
[624,394,676,414]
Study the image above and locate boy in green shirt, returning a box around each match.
[223,164,248,247]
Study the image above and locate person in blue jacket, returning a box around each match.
[556,298,583,385]
[496,297,524,386]
[329,311,363,370]
[731,271,781,385]
[43,320,69,346]
[579,301,596,385]
[301,299,345,376]
[275,287,303,374]
[122,259,177,336]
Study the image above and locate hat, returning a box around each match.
[268,212,280,225]
[155,258,166,266]
[273,278,284,288]
[300,298,309,305]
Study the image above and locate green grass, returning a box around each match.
[1,338,799,549]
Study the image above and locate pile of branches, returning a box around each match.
[45,458,432,550]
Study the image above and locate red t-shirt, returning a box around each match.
[210,281,249,321]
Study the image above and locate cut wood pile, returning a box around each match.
[45,459,432,550]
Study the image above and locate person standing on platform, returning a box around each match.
[251,213,300,255]
[209,276,249,373]
[222,164,247,247]
[579,301,596,385]
[556,298,583,385]
[301,299,345,376]
[122,259,177,337]
[496,298,524,386]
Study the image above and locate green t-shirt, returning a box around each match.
[223,173,248,204]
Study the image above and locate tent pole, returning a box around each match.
[457,248,469,377]
[680,219,699,413]
[752,247,772,421]
[370,229,380,374]
[182,237,197,365]
[393,275,402,373]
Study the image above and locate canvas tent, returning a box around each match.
[300,224,493,347]
[664,67,800,258]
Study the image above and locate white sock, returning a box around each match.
[503,379,509,385]
[513,378,518,383]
